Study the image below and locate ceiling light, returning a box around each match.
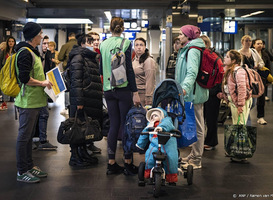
[104,11,112,22]
[241,10,264,18]
[188,14,198,18]
[23,0,28,2]
[172,12,181,15]
[33,18,93,24]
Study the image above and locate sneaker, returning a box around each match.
[106,162,124,175]
[230,157,248,163]
[28,166,48,178]
[87,144,101,154]
[265,96,270,101]
[123,163,138,176]
[204,145,215,151]
[38,141,58,151]
[181,154,194,164]
[60,108,69,115]
[0,103,7,111]
[257,118,267,125]
[17,171,40,183]
[181,160,202,170]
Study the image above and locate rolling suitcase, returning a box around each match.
[218,100,231,125]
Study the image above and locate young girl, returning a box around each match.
[217,50,252,125]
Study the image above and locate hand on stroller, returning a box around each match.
[154,127,162,132]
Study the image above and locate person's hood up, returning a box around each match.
[146,107,168,122]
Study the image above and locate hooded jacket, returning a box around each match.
[136,108,178,182]
[69,46,103,123]
[175,38,209,104]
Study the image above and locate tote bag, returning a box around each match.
[177,102,197,148]
[224,115,257,159]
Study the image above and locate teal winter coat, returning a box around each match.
[175,38,209,104]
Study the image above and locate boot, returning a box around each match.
[78,145,98,164]
[69,146,91,167]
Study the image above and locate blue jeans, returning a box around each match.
[39,106,49,142]
[16,107,41,174]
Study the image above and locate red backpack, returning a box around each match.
[186,46,224,89]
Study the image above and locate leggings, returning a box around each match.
[104,89,133,160]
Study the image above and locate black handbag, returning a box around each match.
[57,110,102,145]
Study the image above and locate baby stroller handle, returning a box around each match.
[141,130,181,138]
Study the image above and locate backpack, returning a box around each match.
[0,47,35,97]
[109,38,127,87]
[234,65,264,98]
[123,105,147,153]
[186,47,224,89]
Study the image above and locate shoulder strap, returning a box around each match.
[15,47,36,97]
[119,38,126,50]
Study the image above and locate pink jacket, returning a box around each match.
[221,66,252,108]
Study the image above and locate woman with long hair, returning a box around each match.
[100,17,140,175]
[0,36,16,110]
[238,35,265,125]
[132,37,156,107]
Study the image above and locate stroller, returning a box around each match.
[138,79,194,197]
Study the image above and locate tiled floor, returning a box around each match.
[1,91,273,200]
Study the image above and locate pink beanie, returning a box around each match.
[180,25,201,40]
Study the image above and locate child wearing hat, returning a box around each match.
[136,107,179,184]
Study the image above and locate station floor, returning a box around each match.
[1,90,273,200]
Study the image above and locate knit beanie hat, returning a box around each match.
[180,25,201,40]
[23,22,42,41]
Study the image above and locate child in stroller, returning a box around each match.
[136,107,179,184]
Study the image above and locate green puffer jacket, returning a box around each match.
[175,38,209,104]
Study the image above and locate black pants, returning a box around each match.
[204,94,220,147]
[257,78,266,118]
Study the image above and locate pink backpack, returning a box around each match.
[234,65,264,98]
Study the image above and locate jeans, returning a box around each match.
[38,106,49,142]
[16,107,41,174]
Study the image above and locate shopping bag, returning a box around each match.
[57,110,102,145]
[177,102,197,148]
[224,116,257,159]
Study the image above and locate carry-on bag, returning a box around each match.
[224,116,257,159]
[218,100,231,125]
[57,110,102,145]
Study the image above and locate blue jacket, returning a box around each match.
[137,108,178,176]
[175,38,209,104]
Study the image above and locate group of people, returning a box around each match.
[3,17,272,184]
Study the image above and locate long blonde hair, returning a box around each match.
[223,50,242,85]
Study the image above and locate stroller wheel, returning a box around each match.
[187,165,193,185]
[138,162,145,186]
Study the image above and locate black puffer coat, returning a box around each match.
[69,46,103,124]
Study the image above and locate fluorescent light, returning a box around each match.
[104,11,112,22]
[241,10,264,18]
[188,14,198,18]
[23,0,28,2]
[34,18,93,24]
[172,12,181,15]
